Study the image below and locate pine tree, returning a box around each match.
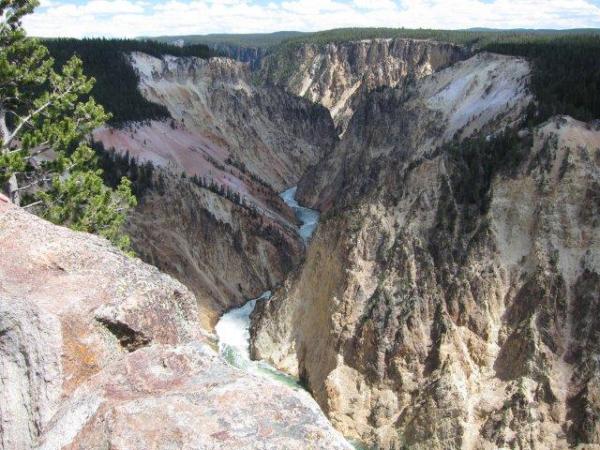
[0,0,136,251]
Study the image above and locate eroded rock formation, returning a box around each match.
[252,51,600,448]
[259,38,469,134]
[126,171,303,328]
[209,44,267,69]
[3,33,599,450]
[97,52,336,192]
[93,53,337,323]
[296,52,532,210]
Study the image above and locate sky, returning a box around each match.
[23,0,600,38]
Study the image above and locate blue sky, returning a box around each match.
[24,0,600,38]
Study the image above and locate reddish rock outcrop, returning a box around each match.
[0,200,351,450]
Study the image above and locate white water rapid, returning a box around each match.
[214,186,319,387]
[214,186,364,448]
[279,186,319,242]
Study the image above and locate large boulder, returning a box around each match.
[0,197,350,450]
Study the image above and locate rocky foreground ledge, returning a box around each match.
[0,197,350,450]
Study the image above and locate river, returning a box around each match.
[279,186,319,242]
[214,187,367,448]
[214,186,319,388]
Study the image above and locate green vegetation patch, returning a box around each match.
[484,35,600,122]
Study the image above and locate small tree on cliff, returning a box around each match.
[0,0,136,251]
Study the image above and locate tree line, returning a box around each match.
[94,140,258,213]
[483,35,600,123]
[92,141,156,196]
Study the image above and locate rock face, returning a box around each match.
[259,38,469,134]
[108,52,336,192]
[93,53,337,325]
[297,52,532,210]
[0,198,351,450]
[252,51,600,449]
[126,172,303,329]
[210,44,267,69]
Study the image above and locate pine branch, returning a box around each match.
[22,200,42,209]
[3,99,52,148]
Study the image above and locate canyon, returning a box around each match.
[2,34,600,450]
[94,51,337,327]
[259,38,469,134]
[214,186,319,387]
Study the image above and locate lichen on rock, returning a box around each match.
[0,199,351,450]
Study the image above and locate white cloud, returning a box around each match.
[84,0,145,14]
[353,0,397,11]
[22,0,600,38]
[281,0,350,14]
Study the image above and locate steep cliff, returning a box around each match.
[210,44,267,69]
[93,53,337,325]
[126,171,303,329]
[107,52,336,192]
[296,52,531,209]
[0,198,351,450]
[259,38,469,134]
[252,52,600,448]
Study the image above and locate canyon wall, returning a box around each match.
[123,52,336,192]
[259,38,469,134]
[252,52,600,448]
[93,53,337,322]
[7,35,600,450]
[296,52,531,210]
[210,44,267,69]
[126,171,303,328]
